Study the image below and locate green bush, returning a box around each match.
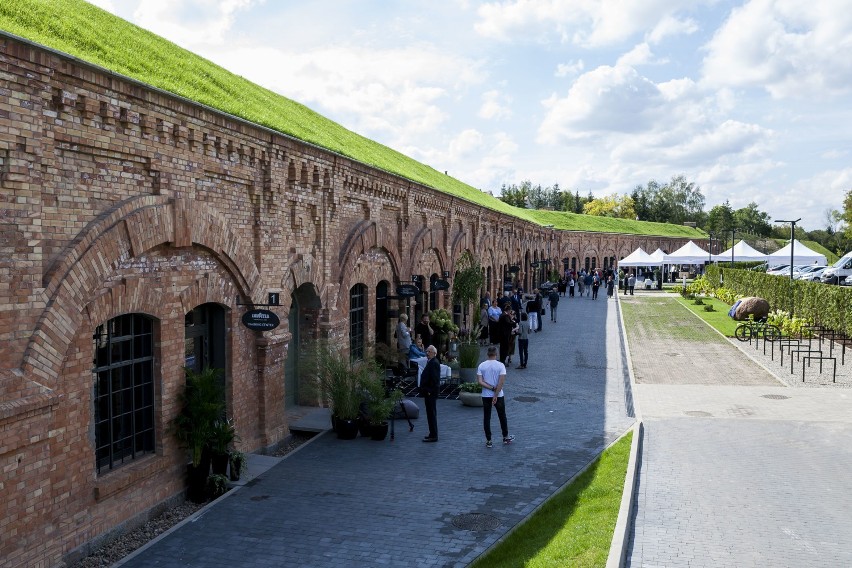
[460,382,482,393]
[693,298,704,305]
[703,304,715,312]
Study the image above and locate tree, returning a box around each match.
[842,189,852,241]
[630,176,704,225]
[498,181,529,208]
[706,202,734,235]
[583,194,636,219]
[733,202,772,236]
[452,250,484,333]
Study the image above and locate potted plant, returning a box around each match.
[209,418,237,475]
[458,382,483,406]
[359,367,403,441]
[427,308,459,354]
[304,341,362,439]
[229,450,246,481]
[172,367,225,503]
[458,342,480,383]
[452,251,485,332]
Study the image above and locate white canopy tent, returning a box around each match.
[711,239,767,262]
[650,248,667,263]
[618,247,662,267]
[765,239,827,266]
[664,241,710,265]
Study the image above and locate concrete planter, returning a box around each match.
[459,391,483,407]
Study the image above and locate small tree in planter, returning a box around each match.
[452,251,485,331]
[302,341,362,439]
[173,367,225,503]
[229,450,247,481]
[209,418,237,476]
[458,342,481,383]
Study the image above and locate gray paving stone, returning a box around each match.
[118,292,634,567]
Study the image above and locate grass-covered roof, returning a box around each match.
[0,0,705,238]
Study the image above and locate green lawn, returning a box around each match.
[470,431,632,568]
[673,296,738,337]
[0,0,705,239]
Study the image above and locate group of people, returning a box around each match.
[396,313,514,448]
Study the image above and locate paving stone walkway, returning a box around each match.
[118,291,635,567]
[624,293,852,567]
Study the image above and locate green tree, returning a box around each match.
[583,194,636,219]
[733,202,772,236]
[706,201,734,235]
[842,189,852,241]
[499,182,529,208]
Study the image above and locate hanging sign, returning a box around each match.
[396,284,420,297]
[431,279,450,291]
[241,309,280,331]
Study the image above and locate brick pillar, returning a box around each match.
[255,333,288,450]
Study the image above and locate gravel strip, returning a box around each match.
[71,433,314,567]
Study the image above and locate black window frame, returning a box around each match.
[349,284,367,361]
[92,313,155,474]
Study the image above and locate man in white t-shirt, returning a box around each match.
[476,346,514,448]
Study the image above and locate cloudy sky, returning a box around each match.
[91,0,851,231]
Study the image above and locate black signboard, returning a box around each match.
[530,261,540,268]
[508,265,520,273]
[431,279,450,291]
[241,309,280,331]
[396,284,420,297]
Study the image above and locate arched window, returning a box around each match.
[429,273,439,311]
[92,314,155,473]
[349,284,366,361]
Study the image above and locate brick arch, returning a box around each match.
[21,199,261,388]
[336,220,402,285]
[83,276,165,329]
[280,252,325,312]
[408,227,448,277]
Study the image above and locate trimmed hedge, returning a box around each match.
[706,265,852,336]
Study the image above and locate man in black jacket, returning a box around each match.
[421,345,441,442]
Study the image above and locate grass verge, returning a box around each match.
[470,430,632,568]
[673,296,737,337]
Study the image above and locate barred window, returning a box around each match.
[92,314,155,473]
[349,284,366,361]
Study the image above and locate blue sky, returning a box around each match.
[92,0,852,231]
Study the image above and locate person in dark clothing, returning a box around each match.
[548,289,560,322]
[592,274,601,299]
[606,275,615,298]
[420,345,440,442]
[498,309,515,365]
[414,315,434,352]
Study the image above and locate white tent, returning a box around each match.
[649,248,667,263]
[711,239,767,262]
[664,240,710,265]
[765,239,827,266]
[618,247,662,267]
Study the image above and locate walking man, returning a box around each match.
[548,288,560,322]
[420,345,440,442]
[477,346,514,448]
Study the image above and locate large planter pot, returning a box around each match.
[336,418,359,440]
[186,450,212,503]
[369,422,389,441]
[459,368,478,383]
[459,391,483,407]
[357,417,372,437]
[211,452,229,476]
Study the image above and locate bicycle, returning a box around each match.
[734,318,781,342]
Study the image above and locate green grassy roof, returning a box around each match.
[0,0,705,239]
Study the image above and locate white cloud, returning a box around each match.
[478,90,513,120]
[555,60,584,77]
[647,14,699,44]
[616,43,655,67]
[87,0,117,12]
[132,0,261,48]
[449,129,485,157]
[702,0,852,99]
[475,0,704,47]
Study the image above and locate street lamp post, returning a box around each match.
[729,228,737,267]
[774,218,801,315]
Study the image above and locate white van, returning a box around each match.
[820,252,852,284]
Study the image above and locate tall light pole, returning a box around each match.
[729,227,738,267]
[774,218,801,315]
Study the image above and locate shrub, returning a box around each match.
[703,305,715,312]
[460,382,482,393]
[693,298,704,305]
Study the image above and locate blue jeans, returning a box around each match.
[518,338,528,367]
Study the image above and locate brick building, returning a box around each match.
[0,33,691,567]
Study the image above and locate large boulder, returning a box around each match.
[732,297,770,321]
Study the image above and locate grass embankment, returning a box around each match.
[672,296,737,337]
[471,431,632,568]
[0,0,704,238]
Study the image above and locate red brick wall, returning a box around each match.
[0,34,687,567]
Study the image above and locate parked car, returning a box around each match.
[766,264,791,276]
[800,267,826,282]
[841,275,852,286]
[820,252,852,284]
[792,265,820,279]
